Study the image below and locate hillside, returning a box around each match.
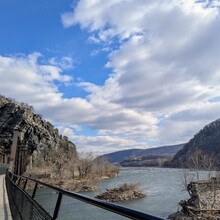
[97,144,184,164]
[120,154,173,167]
[170,118,220,168]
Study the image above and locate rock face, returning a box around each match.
[170,118,220,168]
[95,183,145,202]
[0,95,77,160]
[169,178,220,219]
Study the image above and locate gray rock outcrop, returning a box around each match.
[170,118,220,168]
[0,95,77,160]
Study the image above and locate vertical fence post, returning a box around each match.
[32,182,38,199]
[17,177,21,186]
[23,179,28,190]
[52,192,63,220]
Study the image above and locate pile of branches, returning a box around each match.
[96,183,145,202]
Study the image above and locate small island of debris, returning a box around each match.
[95,183,146,202]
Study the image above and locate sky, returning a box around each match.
[0,0,220,154]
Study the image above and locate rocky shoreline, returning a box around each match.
[25,169,119,192]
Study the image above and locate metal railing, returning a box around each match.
[5,171,165,220]
[5,171,52,220]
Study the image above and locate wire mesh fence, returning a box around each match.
[5,171,52,220]
[5,170,164,220]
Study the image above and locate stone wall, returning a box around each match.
[169,178,220,219]
[188,179,220,210]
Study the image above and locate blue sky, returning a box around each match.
[0,0,220,154]
[0,0,110,94]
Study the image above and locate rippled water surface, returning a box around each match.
[36,167,213,219]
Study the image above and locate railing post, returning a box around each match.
[52,192,63,220]
[23,179,28,190]
[32,182,38,199]
[17,177,21,186]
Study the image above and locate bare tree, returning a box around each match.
[189,148,202,180]
[77,152,95,179]
[180,169,195,193]
[189,148,214,180]
[181,149,215,194]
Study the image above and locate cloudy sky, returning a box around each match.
[0,0,220,154]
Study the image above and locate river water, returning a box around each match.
[34,167,213,219]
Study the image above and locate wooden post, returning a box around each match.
[9,130,19,173]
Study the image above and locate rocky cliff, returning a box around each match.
[0,95,77,161]
[170,118,220,168]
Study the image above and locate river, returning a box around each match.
[33,167,214,219]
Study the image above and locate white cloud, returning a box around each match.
[0,53,70,105]
[1,0,220,154]
[77,0,220,112]
[158,102,220,144]
[49,56,74,70]
[0,53,158,152]
[60,0,220,149]
[87,35,101,44]
[58,127,148,154]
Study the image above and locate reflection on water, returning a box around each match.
[35,167,213,219]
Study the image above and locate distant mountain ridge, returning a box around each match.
[170,118,220,168]
[97,144,184,164]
